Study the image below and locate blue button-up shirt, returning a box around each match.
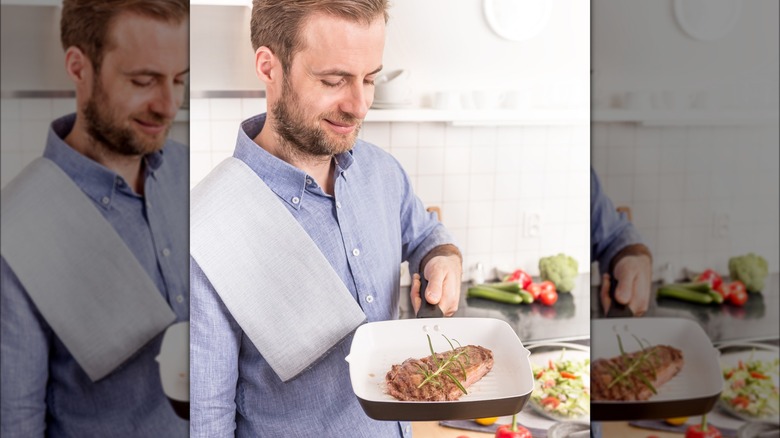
[591,167,644,273]
[1,114,189,437]
[190,114,456,437]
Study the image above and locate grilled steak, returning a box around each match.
[385,345,494,401]
[591,345,683,401]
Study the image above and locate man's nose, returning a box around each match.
[339,82,370,120]
[150,82,180,120]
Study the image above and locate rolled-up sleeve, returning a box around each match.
[1,257,49,437]
[396,165,458,274]
[190,257,242,438]
[590,168,644,274]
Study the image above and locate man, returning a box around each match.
[1,0,189,436]
[190,0,462,436]
[591,168,653,316]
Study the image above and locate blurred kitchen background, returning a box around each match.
[0,1,190,185]
[188,0,591,282]
[591,0,779,278]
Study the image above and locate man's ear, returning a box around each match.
[64,46,92,85]
[255,46,277,84]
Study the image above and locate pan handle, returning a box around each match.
[416,276,443,318]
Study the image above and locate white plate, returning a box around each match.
[526,342,590,422]
[345,317,535,421]
[717,342,780,424]
[591,318,723,420]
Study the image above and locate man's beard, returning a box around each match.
[83,77,171,156]
[272,78,362,158]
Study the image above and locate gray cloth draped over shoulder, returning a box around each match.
[0,158,176,381]
[190,157,367,382]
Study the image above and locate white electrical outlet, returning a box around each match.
[712,212,729,238]
[523,212,541,238]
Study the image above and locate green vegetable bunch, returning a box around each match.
[728,253,769,292]
[539,253,578,293]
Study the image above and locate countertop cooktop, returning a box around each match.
[590,273,780,344]
[399,274,592,344]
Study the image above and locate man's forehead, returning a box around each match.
[295,13,385,71]
[102,12,188,69]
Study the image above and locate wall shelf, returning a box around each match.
[592,109,779,126]
[190,0,251,6]
[0,0,61,6]
[364,108,588,126]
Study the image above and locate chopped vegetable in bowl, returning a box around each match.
[720,356,779,420]
[529,352,590,420]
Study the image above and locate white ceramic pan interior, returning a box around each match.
[345,317,535,421]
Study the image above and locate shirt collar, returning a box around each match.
[42,113,165,207]
[233,113,355,210]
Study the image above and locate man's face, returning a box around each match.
[272,13,385,156]
[83,13,189,156]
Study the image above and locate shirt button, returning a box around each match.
[176,295,184,303]
[101,196,110,205]
[352,248,360,256]
[162,248,171,257]
[116,178,124,187]
[336,201,342,209]
[292,196,300,204]
[365,295,374,303]
[306,178,313,185]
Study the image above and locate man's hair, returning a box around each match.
[250,0,389,73]
[60,0,188,71]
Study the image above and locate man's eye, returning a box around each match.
[132,79,153,87]
[322,79,343,87]
[365,78,376,86]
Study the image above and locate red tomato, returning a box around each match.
[685,424,722,438]
[696,269,723,290]
[727,281,748,306]
[506,269,533,290]
[714,284,730,300]
[560,371,578,379]
[539,288,558,306]
[731,395,750,408]
[526,283,542,300]
[541,396,560,408]
[495,425,531,438]
[539,280,556,294]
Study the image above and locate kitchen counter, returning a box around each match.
[590,273,780,343]
[399,274,591,344]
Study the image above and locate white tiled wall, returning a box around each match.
[190,98,591,279]
[0,97,189,188]
[592,122,780,276]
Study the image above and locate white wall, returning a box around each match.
[189,0,592,278]
[188,99,591,279]
[591,0,779,275]
[592,0,779,110]
[190,0,591,107]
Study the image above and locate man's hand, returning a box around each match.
[600,254,653,316]
[411,253,462,317]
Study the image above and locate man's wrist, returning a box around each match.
[608,243,652,274]
[419,244,462,274]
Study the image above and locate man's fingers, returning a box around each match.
[410,273,422,314]
[424,270,446,304]
[613,272,634,305]
[600,273,611,315]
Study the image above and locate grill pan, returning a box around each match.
[345,317,534,421]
